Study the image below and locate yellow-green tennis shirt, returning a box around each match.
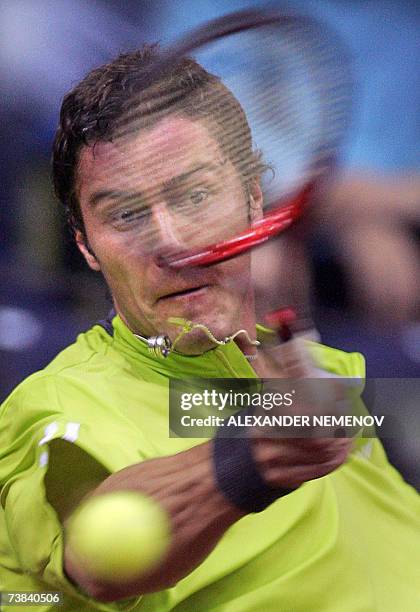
[0,315,419,611]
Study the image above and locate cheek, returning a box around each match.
[217,254,253,294]
[89,234,149,293]
[86,224,140,270]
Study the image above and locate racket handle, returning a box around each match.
[264,308,318,377]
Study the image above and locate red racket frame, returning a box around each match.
[168,182,312,269]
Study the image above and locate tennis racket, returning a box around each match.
[156,9,349,353]
[95,7,352,359]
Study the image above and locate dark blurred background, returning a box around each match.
[0,1,419,484]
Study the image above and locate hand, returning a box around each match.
[251,334,354,488]
[251,434,353,489]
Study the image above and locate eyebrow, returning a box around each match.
[88,189,142,208]
[88,162,223,209]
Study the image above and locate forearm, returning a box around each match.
[64,441,244,602]
[64,411,352,602]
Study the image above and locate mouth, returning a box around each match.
[157,285,211,302]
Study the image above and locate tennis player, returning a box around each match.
[0,47,419,611]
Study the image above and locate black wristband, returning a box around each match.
[213,426,296,514]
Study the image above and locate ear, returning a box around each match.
[75,230,101,271]
[248,179,264,223]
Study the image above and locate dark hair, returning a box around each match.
[52,44,264,237]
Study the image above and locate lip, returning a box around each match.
[157,285,211,302]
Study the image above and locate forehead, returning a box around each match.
[77,115,224,203]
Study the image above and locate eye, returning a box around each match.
[120,210,136,221]
[111,207,150,227]
[189,189,209,205]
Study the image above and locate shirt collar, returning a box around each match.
[111,314,258,380]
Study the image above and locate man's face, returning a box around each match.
[77,115,262,354]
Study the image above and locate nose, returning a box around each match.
[149,203,185,266]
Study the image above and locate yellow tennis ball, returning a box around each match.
[66,491,170,583]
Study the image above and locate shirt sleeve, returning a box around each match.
[0,374,142,611]
[307,342,366,379]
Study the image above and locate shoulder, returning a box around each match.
[0,321,163,445]
[0,322,155,480]
[43,323,114,375]
[306,341,366,378]
[0,324,114,421]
